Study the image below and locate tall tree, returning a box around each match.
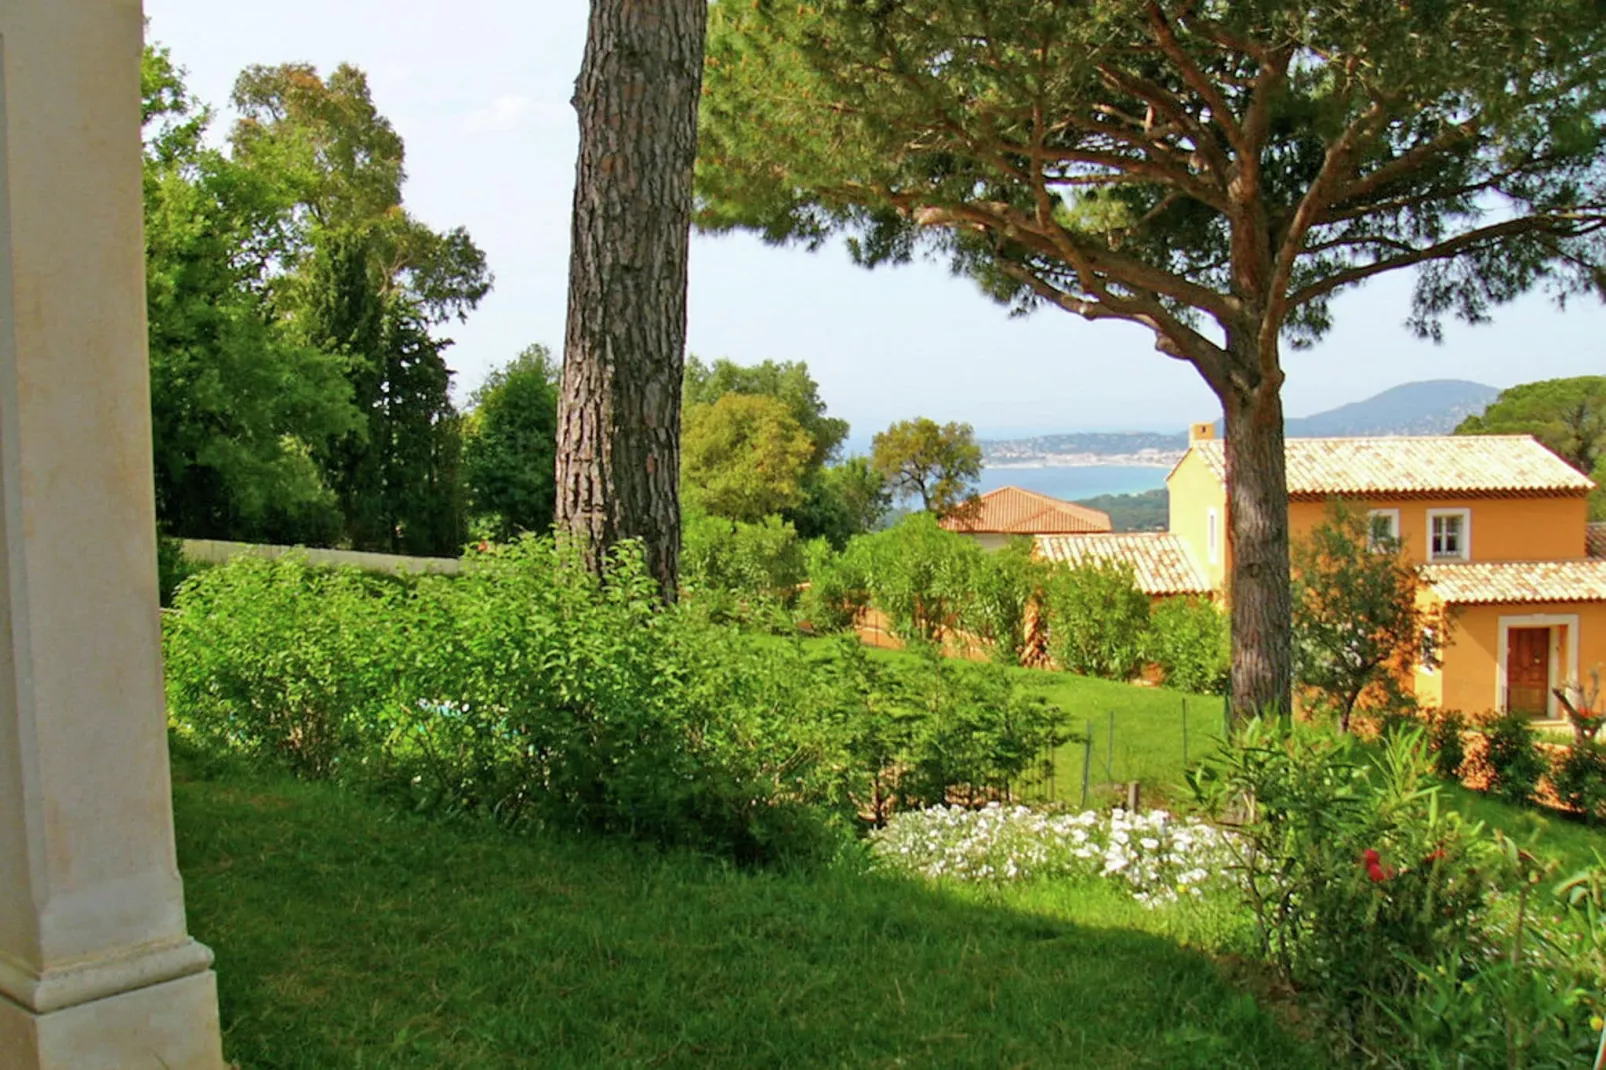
[463,344,561,540]
[682,354,869,539]
[684,355,849,467]
[1457,376,1606,518]
[682,393,816,521]
[229,63,489,555]
[142,44,358,544]
[697,0,1606,718]
[871,418,983,517]
[557,0,710,601]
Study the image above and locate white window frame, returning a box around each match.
[1495,614,1577,721]
[1367,508,1401,551]
[1426,508,1472,562]
[1206,507,1220,566]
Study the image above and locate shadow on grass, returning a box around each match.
[171,749,1325,1070]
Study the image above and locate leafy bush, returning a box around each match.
[1190,724,1494,1038]
[680,510,806,626]
[164,554,400,777]
[1479,710,1548,806]
[1551,741,1606,822]
[157,536,209,607]
[166,538,1069,862]
[1425,708,1468,781]
[1042,559,1150,680]
[1146,597,1229,694]
[894,642,1069,808]
[950,537,1048,666]
[797,538,869,633]
[843,512,977,642]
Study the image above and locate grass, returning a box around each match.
[173,747,1324,1070]
[1447,784,1606,875]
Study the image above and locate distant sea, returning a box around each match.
[979,464,1168,501]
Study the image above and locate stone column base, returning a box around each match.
[0,971,225,1070]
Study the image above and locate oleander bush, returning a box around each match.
[1042,559,1151,681]
[1189,720,1601,1066]
[1146,596,1230,695]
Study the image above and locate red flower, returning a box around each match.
[1362,848,1395,883]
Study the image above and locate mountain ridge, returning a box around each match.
[983,379,1500,464]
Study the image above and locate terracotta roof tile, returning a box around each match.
[943,486,1111,535]
[1588,523,1606,560]
[1187,436,1593,499]
[1421,559,1606,605]
[1034,533,1211,597]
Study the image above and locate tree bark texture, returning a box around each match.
[1220,373,1294,721]
[557,0,708,600]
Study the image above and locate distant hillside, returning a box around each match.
[1284,379,1499,437]
[1074,488,1168,533]
[982,379,1499,464]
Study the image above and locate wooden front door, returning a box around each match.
[1506,627,1551,717]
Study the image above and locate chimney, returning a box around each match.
[1189,421,1216,444]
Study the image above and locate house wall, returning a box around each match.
[1287,494,1589,565]
[1167,451,1229,589]
[1424,600,1606,719]
[967,533,1013,553]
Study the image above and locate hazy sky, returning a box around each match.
[144,0,1606,442]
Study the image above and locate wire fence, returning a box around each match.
[1016,691,1233,808]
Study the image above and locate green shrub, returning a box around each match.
[157,536,209,607]
[895,642,1069,808]
[1426,708,1468,781]
[953,537,1048,666]
[1479,711,1548,806]
[1042,559,1150,680]
[164,554,400,777]
[843,513,978,642]
[165,536,1065,863]
[1551,741,1606,822]
[1146,597,1229,694]
[680,511,807,627]
[797,537,869,634]
[1190,723,1502,1056]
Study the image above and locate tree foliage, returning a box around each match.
[685,355,849,467]
[682,355,882,542]
[228,62,492,555]
[142,44,358,544]
[1457,376,1606,518]
[1292,502,1450,732]
[870,417,982,517]
[682,393,816,521]
[463,345,561,541]
[698,0,1606,718]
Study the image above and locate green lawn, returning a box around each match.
[173,748,1323,1069]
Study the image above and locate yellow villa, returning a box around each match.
[1036,423,1606,722]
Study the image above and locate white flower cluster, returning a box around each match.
[869,803,1237,906]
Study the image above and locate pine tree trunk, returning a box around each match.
[1221,375,1294,721]
[556,0,708,600]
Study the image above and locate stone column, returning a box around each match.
[0,2,225,1067]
